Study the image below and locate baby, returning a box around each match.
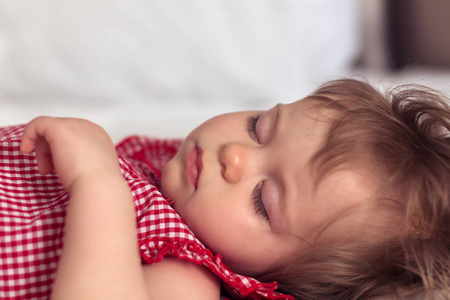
[1,78,449,300]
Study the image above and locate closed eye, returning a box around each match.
[253,180,269,221]
[246,113,261,144]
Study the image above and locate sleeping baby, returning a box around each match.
[1,78,449,300]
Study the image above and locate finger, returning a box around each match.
[35,137,54,175]
[20,116,52,153]
[20,136,36,153]
[20,117,56,174]
[20,124,39,153]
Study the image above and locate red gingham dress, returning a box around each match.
[0,125,294,300]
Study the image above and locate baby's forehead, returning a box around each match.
[285,97,341,121]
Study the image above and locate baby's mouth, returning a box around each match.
[186,145,203,189]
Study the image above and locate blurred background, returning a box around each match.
[1,0,449,141]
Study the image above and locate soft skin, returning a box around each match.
[162,99,376,276]
[20,117,220,300]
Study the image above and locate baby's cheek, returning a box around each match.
[161,161,176,198]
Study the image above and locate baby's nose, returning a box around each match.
[220,142,247,183]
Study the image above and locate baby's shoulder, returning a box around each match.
[142,257,220,300]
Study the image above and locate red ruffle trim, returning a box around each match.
[139,237,294,300]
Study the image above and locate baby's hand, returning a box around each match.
[20,117,121,192]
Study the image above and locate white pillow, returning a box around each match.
[0,0,360,138]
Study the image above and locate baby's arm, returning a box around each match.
[21,117,148,299]
[20,117,220,300]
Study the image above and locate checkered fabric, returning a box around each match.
[0,125,66,299]
[0,125,293,300]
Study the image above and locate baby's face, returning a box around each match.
[162,99,374,276]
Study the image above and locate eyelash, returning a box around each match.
[246,113,261,143]
[253,180,269,221]
[247,113,268,221]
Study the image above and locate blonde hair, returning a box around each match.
[258,79,450,299]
